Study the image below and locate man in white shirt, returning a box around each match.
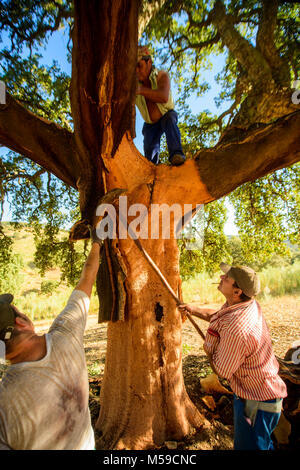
[0,236,101,450]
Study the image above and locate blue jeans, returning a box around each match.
[233,395,281,450]
[142,110,185,164]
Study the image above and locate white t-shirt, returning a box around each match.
[0,290,95,450]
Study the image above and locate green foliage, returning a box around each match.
[0,0,299,286]
[40,280,60,295]
[33,226,88,286]
[0,224,24,294]
[0,1,73,53]
[181,260,300,305]
[179,199,231,279]
[229,165,300,266]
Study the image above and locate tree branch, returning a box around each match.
[138,0,167,38]
[0,94,78,188]
[256,0,290,87]
[210,0,272,87]
[195,111,300,201]
[0,1,73,52]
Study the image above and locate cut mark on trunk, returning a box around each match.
[147,178,155,204]
[155,302,164,322]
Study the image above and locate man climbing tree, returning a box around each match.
[0,0,299,450]
[136,45,186,165]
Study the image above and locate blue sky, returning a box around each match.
[1,26,238,235]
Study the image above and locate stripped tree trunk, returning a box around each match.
[97,236,205,449]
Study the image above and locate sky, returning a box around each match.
[1,25,239,236]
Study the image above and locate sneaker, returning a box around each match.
[170,154,185,166]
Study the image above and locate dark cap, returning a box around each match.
[0,293,16,341]
[220,263,261,297]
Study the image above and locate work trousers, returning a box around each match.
[142,110,185,165]
[233,395,282,450]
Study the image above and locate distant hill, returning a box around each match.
[3,222,66,296]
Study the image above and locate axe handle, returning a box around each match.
[117,212,206,341]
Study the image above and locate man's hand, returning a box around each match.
[89,226,103,247]
[178,304,217,323]
[178,304,195,323]
[178,304,194,314]
[136,72,170,103]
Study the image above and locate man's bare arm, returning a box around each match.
[75,243,100,298]
[178,304,217,322]
[137,71,170,103]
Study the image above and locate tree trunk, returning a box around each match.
[97,237,205,449]
[95,137,211,449]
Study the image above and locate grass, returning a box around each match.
[2,223,300,320]
[259,262,300,297]
[13,287,100,322]
[182,272,224,305]
[182,262,300,305]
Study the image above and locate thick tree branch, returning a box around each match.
[69,0,140,221]
[138,0,167,38]
[195,111,300,201]
[210,0,272,87]
[0,94,78,188]
[256,0,290,87]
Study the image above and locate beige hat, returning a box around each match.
[220,263,261,297]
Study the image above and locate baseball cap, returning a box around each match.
[220,263,261,297]
[137,45,152,62]
[0,293,16,341]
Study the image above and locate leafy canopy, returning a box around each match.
[0,0,299,285]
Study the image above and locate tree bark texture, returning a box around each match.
[97,235,206,449]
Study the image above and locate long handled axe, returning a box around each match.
[79,187,206,341]
[114,194,206,341]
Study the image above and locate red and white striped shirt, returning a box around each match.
[204,299,287,401]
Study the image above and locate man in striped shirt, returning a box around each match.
[179,263,287,450]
